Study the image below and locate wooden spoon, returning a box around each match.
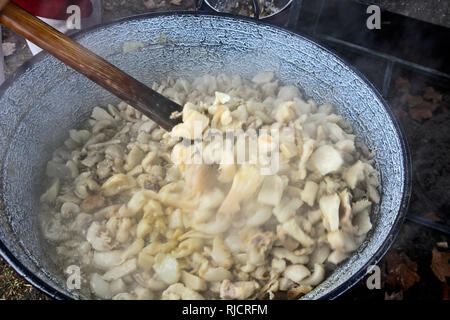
[0,1,182,131]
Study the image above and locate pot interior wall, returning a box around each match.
[0,13,407,299]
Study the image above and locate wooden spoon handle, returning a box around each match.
[0,2,182,131]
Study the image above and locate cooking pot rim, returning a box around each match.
[0,10,412,300]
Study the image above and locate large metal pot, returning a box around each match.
[0,12,411,299]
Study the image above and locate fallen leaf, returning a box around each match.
[170,0,182,5]
[437,242,448,249]
[2,42,16,56]
[421,100,439,112]
[423,87,442,103]
[394,77,444,121]
[395,77,410,94]
[409,104,434,121]
[405,94,424,108]
[144,0,167,9]
[382,251,421,292]
[144,0,156,9]
[384,291,403,300]
[443,283,449,300]
[394,108,408,118]
[431,247,450,283]
[409,99,440,121]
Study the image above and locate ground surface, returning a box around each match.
[0,259,50,300]
[357,0,450,27]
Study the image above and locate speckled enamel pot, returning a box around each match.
[0,12,411,300]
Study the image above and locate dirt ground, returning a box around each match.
[0,257,49,300]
